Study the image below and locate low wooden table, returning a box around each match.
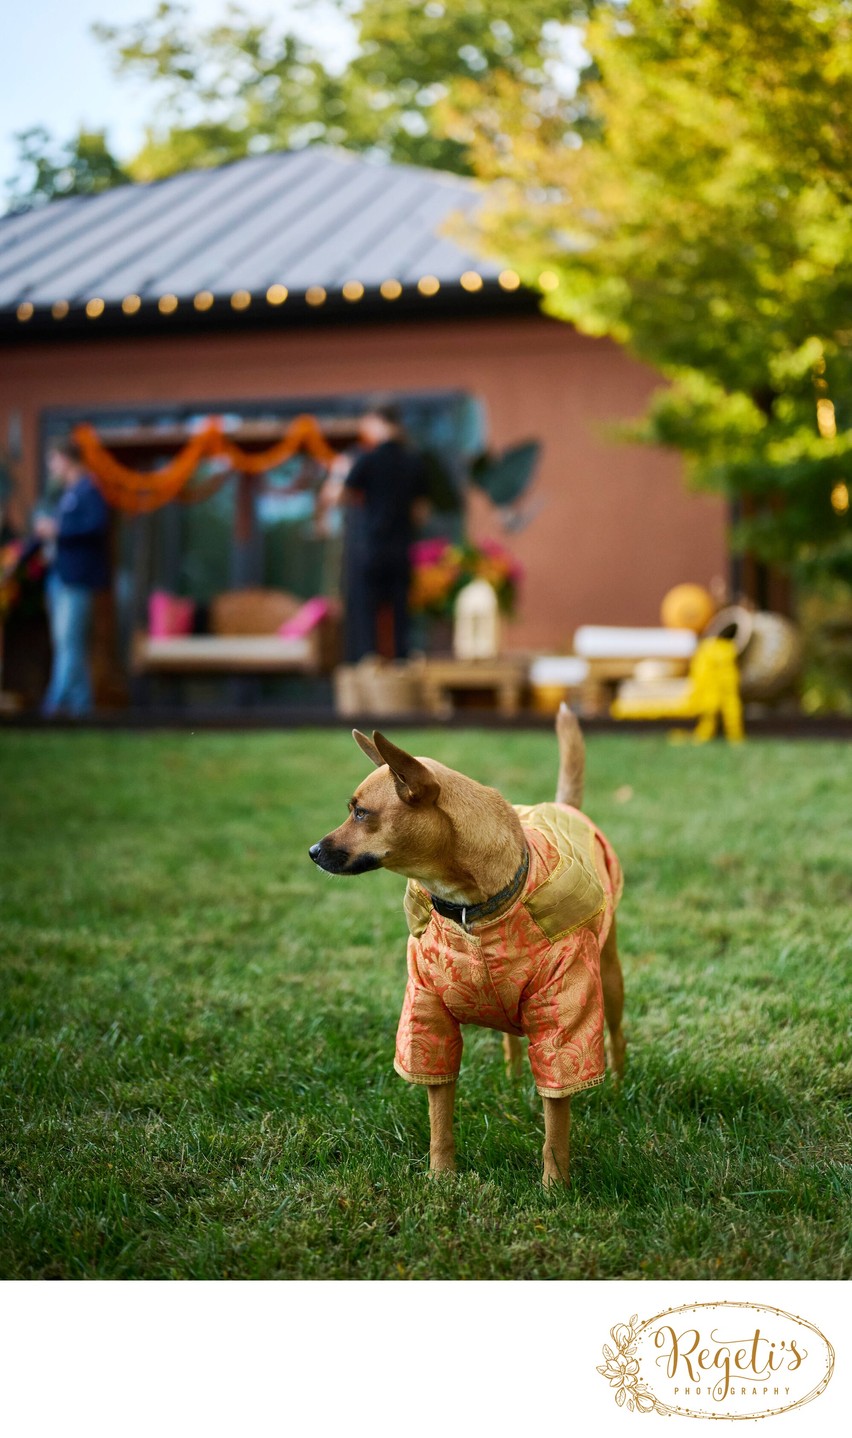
[419,657,528,716]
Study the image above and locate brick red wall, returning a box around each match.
[0,312,727,653]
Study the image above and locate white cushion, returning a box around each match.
[617,678,691,704]
[142,635,311,663]
[573,626,697,659]
[529,656,589,685]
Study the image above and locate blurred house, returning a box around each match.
[0,146,727,678]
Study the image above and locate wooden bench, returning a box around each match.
[132,589,339,685]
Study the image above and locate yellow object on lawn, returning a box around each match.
[611,637,744,743]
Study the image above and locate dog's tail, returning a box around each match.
[555,702,585,809]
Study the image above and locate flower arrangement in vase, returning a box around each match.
[409,538,522,619]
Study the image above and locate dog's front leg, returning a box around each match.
[427,1082,457,1174]
[541,1096,571,1187]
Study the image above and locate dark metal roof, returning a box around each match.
[0,147,527,333]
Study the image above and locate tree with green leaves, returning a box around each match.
[464,0,852,600]
[7,1,589,200]
[90,2,359,180]
[342,0,586,173]
[5,126,130,210]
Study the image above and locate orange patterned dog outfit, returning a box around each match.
[395,803,623,1098]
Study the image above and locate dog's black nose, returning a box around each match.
[308,843,322,863]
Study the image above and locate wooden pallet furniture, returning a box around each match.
[572,625,697,715]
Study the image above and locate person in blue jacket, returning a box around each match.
[35,438,111,716]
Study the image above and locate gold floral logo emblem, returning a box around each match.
[597,1302,834,1420]
[598,1315,669,1415]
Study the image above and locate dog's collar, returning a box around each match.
[429,847,530,932]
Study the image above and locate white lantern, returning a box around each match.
[453,578,500,660]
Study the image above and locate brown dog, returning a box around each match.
[309,706,625,1186]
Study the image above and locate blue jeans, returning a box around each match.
[42,573,95,716]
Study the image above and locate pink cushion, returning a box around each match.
[148,591,195,638]
[277,597,331,638]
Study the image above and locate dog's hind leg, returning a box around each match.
[600,917,627,1082]
[502,1033,523,1078]
[555,702,585,808]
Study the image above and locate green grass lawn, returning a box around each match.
[1,729,850,1280]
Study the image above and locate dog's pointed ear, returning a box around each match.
[372,731,439,806]
[352,729,383,767]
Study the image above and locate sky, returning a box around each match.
[0,0,358,193]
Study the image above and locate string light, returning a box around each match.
[194,291,214,311]
[16,301,34,322]
[266,284,288,305]
[305,286,327,306]
[51,300,69,320]
[121,295,141,315]
[380,279,402,300]
[816,398,837,439]
[460,271,483,292]
[230,290,251,310]
[342,280,364,302]
[417,275,440,296]
[815,363,846,515]
[158,294,178,314]
[538,271,559,292]
[86,298,105,318]
[498,269,521,291]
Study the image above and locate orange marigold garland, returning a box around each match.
[72,415,339,514]
[217,414,338,474]
[73,421,222,515]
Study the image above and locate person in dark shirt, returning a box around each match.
[340,407,429,661]
[35,438,111,716]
